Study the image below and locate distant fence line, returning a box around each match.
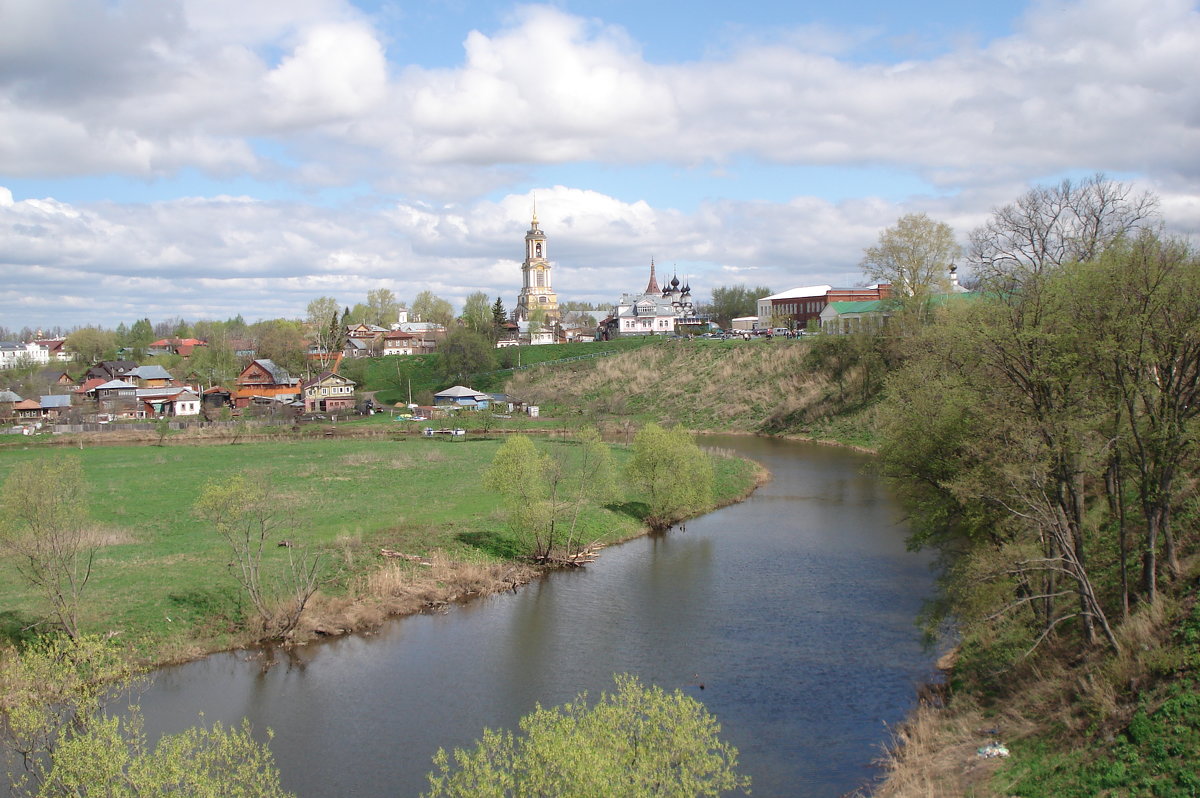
[476,348,623,379]
[51,419,268,435]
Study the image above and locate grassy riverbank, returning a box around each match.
[0,432,761,664]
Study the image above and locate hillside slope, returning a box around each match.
[505,338,875,444]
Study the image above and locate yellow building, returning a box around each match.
[514,209,560,323]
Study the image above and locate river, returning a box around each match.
[133,435,937,797]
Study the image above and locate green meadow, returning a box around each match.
[0,434,757,661]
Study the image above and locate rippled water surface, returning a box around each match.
[135,435,937,797]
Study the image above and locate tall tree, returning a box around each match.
[1080,232,1200,600]
[969,172,1157,291]
[193,473,321,640]
[64,327,116,365]
[483,436,552,557]
[412,291,454,327]
[491,297,508,332]
[305,297,341,371]
[861,213,961,323]
[460,291,494,339]
[364,288,400,327]
[252,320,306,378]
[439,328,495,383]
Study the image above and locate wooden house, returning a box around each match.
[301,371,357,413]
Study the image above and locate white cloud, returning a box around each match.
[1,0,1197,190]
[1,0,1199,330]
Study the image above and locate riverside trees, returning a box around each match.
[876,177,1197,674]
[192,472,322,640]
[626,423,714,531]
[0,635,291,798]
[483,430,619,561]
[861,212,961,324]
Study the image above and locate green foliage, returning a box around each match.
[626,424,714,530]
[483,436,552,556]
[0,635,291,798]
[440,329,496,383]
[424,674,749,798]
[364,288,400,327]
[460,291,494,339]
[482,430,660,559]
[64,327,117,364]
[35,713,293,798]
[413,290,455,328]
[707,285,772,328]
[860,212,960,321]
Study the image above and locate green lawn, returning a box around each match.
[0,434,757,660]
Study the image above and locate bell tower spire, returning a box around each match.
[515,199,560,324]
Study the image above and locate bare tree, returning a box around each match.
[305,296,341,372]
[968,173,1158,290]
[0,459,96,639]
[193,473,321,639]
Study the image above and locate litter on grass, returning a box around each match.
[977,743,1010,758]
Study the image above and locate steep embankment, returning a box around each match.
[506,338,875,445]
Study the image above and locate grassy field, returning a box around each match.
[0,433,758,662]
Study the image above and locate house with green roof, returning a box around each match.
[820,292,981,334]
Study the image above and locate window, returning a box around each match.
[536,271,545,287]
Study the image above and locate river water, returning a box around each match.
[133,435,937,797]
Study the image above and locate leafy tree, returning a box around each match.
[252,320,306,376]
[626,424,714,531]
[460,291,494,339]
[707,285,773,328]
[861,213,961,323]
[64,328,116,365]
[413,290,454,328]
[0,635,291,798]
[439,328,495,383]
[188,336,238,387]
[192,473,321,640]
[424,674,749,798]
[483,436,553,557]
[1070,232,1200,601]
[127,318,154,353]
[364,288,400,327]
[0,459,96,639]
[555,427,620,554]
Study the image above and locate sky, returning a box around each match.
[1,0,1198,331]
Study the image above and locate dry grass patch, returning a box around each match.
[340,451,387,467]
[85,524,137,547]
[295,554,537,640]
